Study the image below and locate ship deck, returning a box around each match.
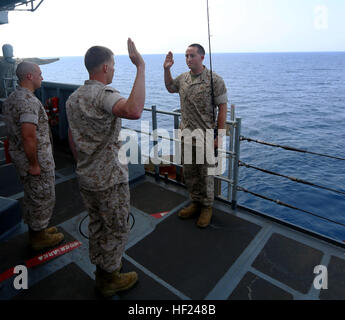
[1,144,345,301]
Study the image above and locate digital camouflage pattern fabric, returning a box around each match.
[2,86,55,176]
[66,80,131,273]
[66,80,128,191]
[171,67,228,132]
[3,86,55,231]
[20,171,55,231]
[171,67,228,207]
[80,183,130,273]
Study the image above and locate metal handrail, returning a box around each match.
[238,186,345,229]
[121,126,235,158]
[140,153,234,186]
[241,136,345,161]
[238,136,345,230]
[143,107,181,117]
[239,160,345,196]
[142,105,345,231]
[134,104,239,202]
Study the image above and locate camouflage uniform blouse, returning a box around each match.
[170,66,228,131]
[66,80,127,191]
[2,86,55,176]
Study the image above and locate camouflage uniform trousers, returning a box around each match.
[182,142,215,207]
[80,183,130,273]
[19,170,55,231]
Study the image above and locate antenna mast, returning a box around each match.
[206,0,213,77]
[206,0,216,122]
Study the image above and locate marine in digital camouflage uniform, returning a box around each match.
[66,79,129,272]
[66,39,145,297]
[164,44,228,228]
[2,62,64,250]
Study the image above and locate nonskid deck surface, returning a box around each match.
[1,153,345,300]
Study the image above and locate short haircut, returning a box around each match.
[16,61,37,81]
[84,46,114,73]
[188,44,205,56]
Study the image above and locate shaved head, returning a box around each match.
[188,44,205,56]
[16,61,43,91]
[16,62,39,81]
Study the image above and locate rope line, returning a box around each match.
[237,186,345,228]
[239,161,345,196]
[240,136,345,161]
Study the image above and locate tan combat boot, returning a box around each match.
[178,201,201,219]
[29,228,64,251]
[95,267,138,298]
[197,206,213,228]
[45,226,58,234]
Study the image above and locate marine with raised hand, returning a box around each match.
[164,44,228,228]
[66,38,145,298]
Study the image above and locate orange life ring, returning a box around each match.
[45,97,59,126]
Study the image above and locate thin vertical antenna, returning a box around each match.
[207,0,213,77]
[207,0,216,122]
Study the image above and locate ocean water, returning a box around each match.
[40,52,345,243]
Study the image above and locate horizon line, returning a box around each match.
[40,50,345,59]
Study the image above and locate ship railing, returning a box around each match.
[0,77,17,98]
[238,136,345,230]
[121,104,241,207]
[122,104,345,234]
[36,81,345,235]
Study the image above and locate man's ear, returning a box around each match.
[26,73,33,81]
[103,64,108,73]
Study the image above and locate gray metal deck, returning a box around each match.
[1,162,344,300]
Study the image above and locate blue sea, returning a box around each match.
[40,52,345,243]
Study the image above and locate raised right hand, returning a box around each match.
[164,51,174,70]
[128,38,145,68]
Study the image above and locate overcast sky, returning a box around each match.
[1,0,344,58]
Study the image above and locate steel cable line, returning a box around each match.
[239,161,345,196]
[240,136,345,161]
[237,186,345,229]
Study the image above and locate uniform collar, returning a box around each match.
[18,85,35,96]
[84,79,105,86]
[187,66,209,84]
